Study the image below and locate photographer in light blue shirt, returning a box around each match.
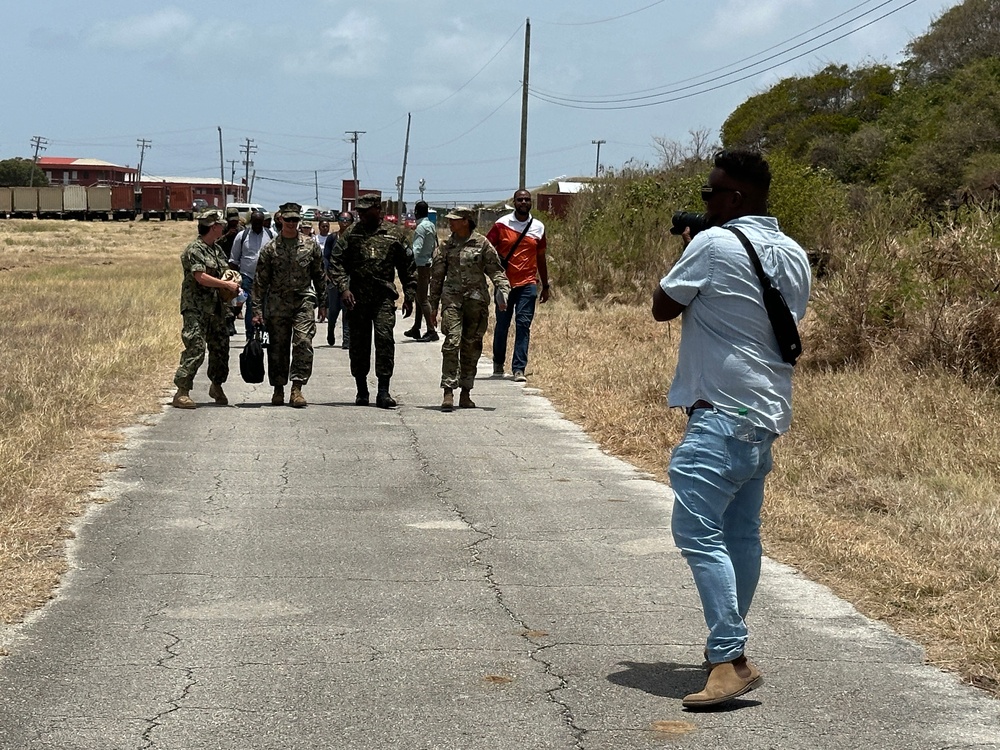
[652,149,811,709]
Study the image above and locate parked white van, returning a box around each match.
[225,202,265,222]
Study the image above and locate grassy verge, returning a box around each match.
[528,299,1000,695]
[0,220,186,622]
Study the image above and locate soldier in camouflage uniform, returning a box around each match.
[172,210,243,409]
[328,192,417,408]
[251,202,327,408]
[429,207,509,411]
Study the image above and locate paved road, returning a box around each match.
[1,319,997,749]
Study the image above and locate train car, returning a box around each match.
[38,187,63,218]
[86,186,113,219]
[63,185,88,219]
[12,187,38,217]
[111,185,137,220]
[141,185,167,220]
[168,185,194,220]
[0,187,12,218]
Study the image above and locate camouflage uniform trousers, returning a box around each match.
[265,300,317,386]
[346,299,398,380]
[173,310,230,390]
[440,299,489,390]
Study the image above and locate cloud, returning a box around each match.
[88,7,194,50]
[280,11,387,78]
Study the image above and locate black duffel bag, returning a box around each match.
[240,330,266,383]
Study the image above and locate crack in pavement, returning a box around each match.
[399,410,587,750]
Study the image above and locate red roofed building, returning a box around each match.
[38,157,137,186]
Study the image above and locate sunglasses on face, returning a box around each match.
[700,186,738,201]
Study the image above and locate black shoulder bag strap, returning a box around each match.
[726,226,803,365]
[498,217,533,270]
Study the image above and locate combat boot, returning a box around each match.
[289,382,307,408]
[208,382,228,405]
[271,386,284,406]
[172,388,196,409]
[376,390,397,409]
[459,388,476,409]
[441,388,454,412]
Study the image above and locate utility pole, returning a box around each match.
[249,170,256,202]
[345,130,365,209]
[227,159,238,186]
[136,138,152,185]
[591,139,605,179]
[29,135,49,187]
[518,18,530,190]
[218,127,226,205]
[314,171,319,205]
[398,113,411,220]
[240,138,256,200]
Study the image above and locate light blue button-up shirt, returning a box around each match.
[659,215,811,434]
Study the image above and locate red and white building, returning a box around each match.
[39,157,137,186]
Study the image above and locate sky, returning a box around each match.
[4,0,951,210]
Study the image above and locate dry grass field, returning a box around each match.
[1,220,998,698]
[0,219,186,621]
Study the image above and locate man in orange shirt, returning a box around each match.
[486,189,550,381]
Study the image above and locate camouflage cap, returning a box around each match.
[218,269,243,302]
[445,206,476,224]
[356,193,382,210]
[197,209,226,228]
[279,202,302,219]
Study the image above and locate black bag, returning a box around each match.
[239,330,266,383]
[727,227,803,366]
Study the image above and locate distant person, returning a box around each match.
[251,203,327,408]
[229,209,275,338]
[428,207,509,411]
[171,210,242,409]
[651,149,811,708]
[487,189,550,382]
[322,211,354,349]
[328,193,416,408]
[261,210,273,232]
[315,218,332,251]
[403,201,440,342]
[299,221,314,240]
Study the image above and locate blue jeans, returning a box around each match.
[326,287,350,346]
[668,408,777,664]
[493,283,537,373]
[241,273,256,339]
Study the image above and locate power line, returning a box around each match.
[529,0,917,111]
[536,0,887,101]
[535,0,666,26]
[424,86,522,150]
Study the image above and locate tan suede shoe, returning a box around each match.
[459,389,476,408]
[208,383,228,405]
[682,656,762,708]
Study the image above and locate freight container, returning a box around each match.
[38,187,63,217]
[12,187,39,216]
[0,187,12,217]
[111,185,137,219]
[86,186,113,216]
[141,185,167,218]
[168,185,194,220]
[63,185,88,217]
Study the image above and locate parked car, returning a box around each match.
[192,198,209,212]
[225,202,265,222]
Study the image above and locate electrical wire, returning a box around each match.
[533,0,885,100]
[534,0,666,27]
[423,86,523,149]
[529,0,917,110]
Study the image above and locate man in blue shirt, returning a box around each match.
[403,201,440,342]
[652,150,811,708]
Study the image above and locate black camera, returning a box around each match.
[670,211,712,238]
